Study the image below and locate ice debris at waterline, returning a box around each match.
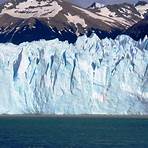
[0,34,148,114]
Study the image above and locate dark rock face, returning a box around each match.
[0,18,78,44]
[0,16,147,45]
[124,18,148,41]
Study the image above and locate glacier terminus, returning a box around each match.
[0,34,148,115]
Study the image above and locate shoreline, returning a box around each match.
[0,114,148,119]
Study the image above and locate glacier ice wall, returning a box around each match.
[0,34,148,114]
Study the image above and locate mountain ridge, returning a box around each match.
[0,0,147,44]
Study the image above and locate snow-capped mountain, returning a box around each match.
[0,0,147,44]
[135,1,148,17]
[90,2,147,22]
[0,34,147,114]
[88,2,105,9]
[135,1,148,7]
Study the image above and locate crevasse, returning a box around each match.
[0,34,148,114]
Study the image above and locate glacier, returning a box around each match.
[0,34,148,115]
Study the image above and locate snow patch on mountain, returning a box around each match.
[0,35,148,114]
[65,13,87,28]
[4,2,13,8]
[136,3,148,17]
[88,2,105,9]
[1,0,63,18]
[95,7,132,27]
[73,6,115,23]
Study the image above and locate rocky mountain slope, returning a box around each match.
[125,17,148,40]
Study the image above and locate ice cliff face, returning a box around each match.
[0,34,148,114]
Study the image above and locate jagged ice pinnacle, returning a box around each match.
[0,34,148,114]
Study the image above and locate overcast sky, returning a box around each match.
[65,0,148,7]
[0,0,148,7]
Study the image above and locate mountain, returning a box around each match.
[88,2,105,9]
[135,1,148,17]
[125,17,148,40]
[0,0,147,44]
[0,35,147,114]
[135,1,147,7]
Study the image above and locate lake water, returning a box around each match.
[0,116,148,148]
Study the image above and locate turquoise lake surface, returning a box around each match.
[0,116,148,148]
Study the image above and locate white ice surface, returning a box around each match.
[0,35,148,114]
